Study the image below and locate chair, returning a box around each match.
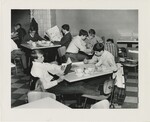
[118,47,127,57]
[90,99,110,109]
[82,79,114,108]
[29,75,46,91]
[82,94,111,108]
[27,91,56,103]
[57,46,67,64]
[13,57,22,75]
[122,48,138,78]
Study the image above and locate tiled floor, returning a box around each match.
[11,66,138,108]
[122,72,138,108]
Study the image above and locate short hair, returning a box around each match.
[107,39,114,43]
[93,43,104,52]
[89,29,96,35]
[14,23,21,27]
[29,26,36,32]
[31,50,44,61]
[16,23,21,27]
[62,24,70,31]
[79,29,88,36]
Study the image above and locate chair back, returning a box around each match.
[126,48,138,61]
[30,76,39,90]
[57,46,67,63]
[90,99,110,109]
[27,91,56,103]
[57,46,66,57]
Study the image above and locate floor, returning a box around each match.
[11,65,138,109]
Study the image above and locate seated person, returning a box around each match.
[84,43,117,72]
[11,23,26,48]
[66,29,92,62]
[30,50,64,90]
[11,39,28,73]
[86,29,103,49]
[104,39,118,61]
[22,26,43,44]
[53,24,72,48]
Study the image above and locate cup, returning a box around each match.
[75,68,84,77]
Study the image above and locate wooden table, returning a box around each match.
[64,62,113,83]
[21,43,61,66]
[21,43,61,50]
[16,97,71,109]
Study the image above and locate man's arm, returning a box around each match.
[77,40,92,54]
[84,55,98,64]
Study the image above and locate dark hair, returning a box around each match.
[93,43,104,52]
[29,26,36,32]
[107,39,114,43]
[16,23,21,27]
[89,29,96,35]
[14,23,21,27]
[62,24,70,31]
[79,29,88,36]
[31,50,44,61]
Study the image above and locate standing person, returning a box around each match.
[84,43,117,71]
[53,24,72,48]
[66,29,92,62]
[11,39,28,74]
[86,29,103,49]
[22,26,43,44]
[11,23,26,47]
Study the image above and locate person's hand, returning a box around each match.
[84,58,89,64]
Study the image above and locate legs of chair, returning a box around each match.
[14,58,22,75]
[14,60,18,75]
[83,97,88,108]
[56,94,65,104]
[135,66,138,79]
[124,65,138,79]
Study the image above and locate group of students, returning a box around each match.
[11,23,118,95]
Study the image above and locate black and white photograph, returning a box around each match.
[1,0,150,121]
[11,9,138,109]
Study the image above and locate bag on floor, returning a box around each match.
[112,85,126,105]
